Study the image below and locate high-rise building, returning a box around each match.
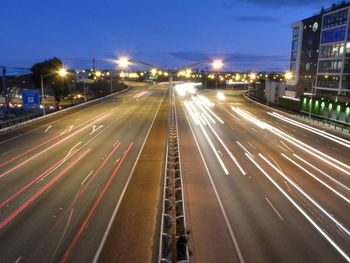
[288,2,350,101]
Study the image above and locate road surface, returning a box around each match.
[0,84,166,263]
[175,88,350,263]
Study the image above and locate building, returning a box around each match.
[288,1,350,101]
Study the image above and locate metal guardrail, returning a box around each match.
[245,91,350,134]
[159,86,189,263]
[0,87,130,133]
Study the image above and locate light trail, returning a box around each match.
[260,153,350,237]
[232,107,350,175]
[0,112,105,169]
[197,95,224,124]
[0,114,109,178]
[293,154,350,192]
[282,154,350,204]
[60,143,133,263]
[246,153,350,262]
[269,112,350,148]
[199,112,246,175]
[0,149,91,229]
[185,101,229,175]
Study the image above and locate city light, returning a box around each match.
[212,60,223,70]
[58,68,68,76]
[284,71,293,80]
[116,57,131,68]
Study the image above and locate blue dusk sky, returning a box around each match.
[0,0,338,72]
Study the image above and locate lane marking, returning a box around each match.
[93,87,166,263]
[68,125,74,132]
[265,197,284,221]
[1,148,17,157]
[81,170,94,185]
[0,149,91,229]
[180,96,245,263]
[60,143,133,263]
[246,153,350,262]
[44,125,52,133]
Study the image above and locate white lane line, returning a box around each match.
[246,153,350,262]
[265,197,284,221]
[113,139,120,147]
[89,125,103,135]
[68,125,74,132]
[182,98,245,263]
[15,256,22,263]
[250,127,258,133]
[283,154,350,204]
[93,87,166,263]
[1,148,17,156]
[44,125,52,133]
[260,153,350,237]
[81,170,94,185]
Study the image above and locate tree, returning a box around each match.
[31,57,69,105]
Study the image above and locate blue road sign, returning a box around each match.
[22,89,40,107]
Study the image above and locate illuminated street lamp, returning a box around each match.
[116,57,131,68]
[40,68,68,115]
[284,71,294,80]
[212,59,224,70]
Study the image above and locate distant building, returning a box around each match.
[288,1,350,101]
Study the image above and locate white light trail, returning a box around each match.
[200,112,246,175]
[269,112,350,148]
[282,154,350,204]
[260,153,350,237]
[246,153,350,263]
[293,154,350,193]
[232,107,350,175]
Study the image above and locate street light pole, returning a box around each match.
[40,74,46,115]
[110,72,113,94]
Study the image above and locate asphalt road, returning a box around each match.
[0,84,167,263]
[175,88,350,263]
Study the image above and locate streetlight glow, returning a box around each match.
[116,57,131,68]
[212,60,224,70]
[58,68,68,76]
[285,71,294,80]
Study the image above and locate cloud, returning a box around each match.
[236,16,282,23]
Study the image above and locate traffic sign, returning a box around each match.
[22,89,40,107]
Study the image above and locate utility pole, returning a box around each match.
[1,67,9,112]
[110,71,113,94]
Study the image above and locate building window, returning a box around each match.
[344,59,350,73]
[318,60,342,73]
[346,42,350,57]
[291,51,298,61]
[317,75,340,89]
[342,76,350,89]
[292,39,298,50]
[321,26,346,44]
[319,43,344,58]
[322,9,348,29]
[293,27,299,38]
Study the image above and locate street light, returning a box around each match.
[211,60,224,89]
[40,68,68,115]
[116,57,132,68]
[284,71,293,80]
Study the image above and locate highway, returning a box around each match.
[0,84,166,263]
[175,87,350,263]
